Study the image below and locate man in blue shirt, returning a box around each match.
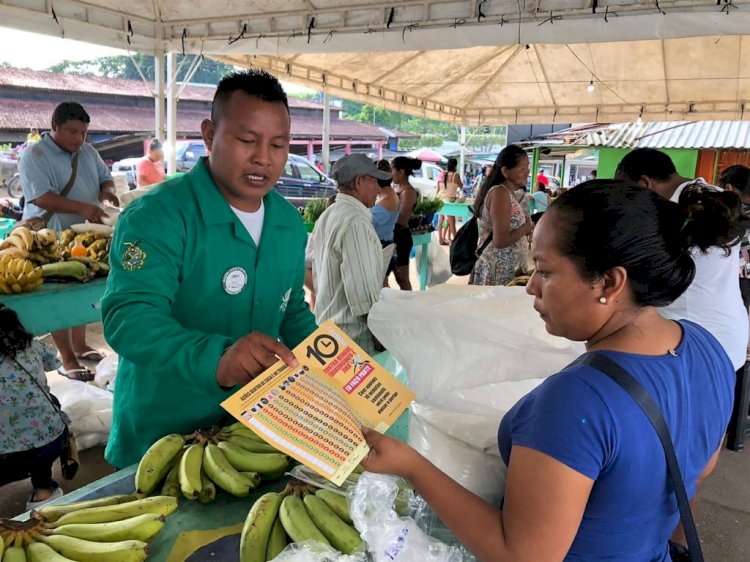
[19,101,118,381]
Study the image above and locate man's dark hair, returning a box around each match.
[211,69,289,123]
[614,148,677,182]
[52,101,90,127]
[149,139,163,151]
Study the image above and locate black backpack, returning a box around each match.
[449,207,493,276]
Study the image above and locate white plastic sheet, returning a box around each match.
[271,542,366,562]
[48,376,113,451]
[94,353,118,392]
[368,285,584,504]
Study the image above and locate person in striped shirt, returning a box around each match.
[311,154,392,355]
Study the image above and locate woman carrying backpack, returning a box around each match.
[470,145,534,286]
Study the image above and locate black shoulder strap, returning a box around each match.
[574,353,703,562]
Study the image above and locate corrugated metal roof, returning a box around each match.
[586,121,750,149]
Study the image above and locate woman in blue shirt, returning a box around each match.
[361,180,735,561]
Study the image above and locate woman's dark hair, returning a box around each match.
[548,180,695,307]
[475,145,527,214]
[0,305,33,360]
[718,164,750,194]
[446,158,458,172]
[677,182,748,254]
[391,157,421,177]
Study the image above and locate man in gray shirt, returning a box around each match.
[19,101,118,381]
[311,154,391,354]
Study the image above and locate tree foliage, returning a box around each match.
[47,55,236,84]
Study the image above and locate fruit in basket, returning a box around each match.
[0,255,43,294]
[0,494,176,562]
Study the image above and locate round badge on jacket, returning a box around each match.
[222,267,247,295]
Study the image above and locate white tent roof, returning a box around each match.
[2,0,750,124]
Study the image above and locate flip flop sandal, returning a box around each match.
[75,350,106,362]
[57,367,95,382]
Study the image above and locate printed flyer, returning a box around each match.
[221,321,415,485]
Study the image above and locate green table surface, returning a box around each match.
[438,201,474,219]
[0,278,107,335]
[19,352,410,561]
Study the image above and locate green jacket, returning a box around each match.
[102,158,317,468]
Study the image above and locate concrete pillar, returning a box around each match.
[166,52,177,175]
[322,91,331,170]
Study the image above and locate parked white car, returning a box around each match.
[410,162,444,198]
[111,157,142,190]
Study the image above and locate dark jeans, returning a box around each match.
[0,429,67,490]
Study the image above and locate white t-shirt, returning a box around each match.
[660,180,748,370]
[231,201,265,247]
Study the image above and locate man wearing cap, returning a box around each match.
[311,154,391,354]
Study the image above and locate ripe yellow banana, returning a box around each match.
[50,496,177,527]
[0,280,12,294]
[2,545,26,562]
[35,494,139,523]
[38,535,149,562]
[216,441,288,474]
[198,471,215,504]
[179,443,204,500]
[315,489,352,525]
[303,495,362,555]
[266,517,287,561]
[0,247,27,259]
[278,495,330,546]
[50,513,165,543]
[135,434,185,494]
[225,435,280,454]
[25,541,75,562]
[11,227,33,250]
[239,492,283,562]
[10,283,22,294]
[202,444,254,497]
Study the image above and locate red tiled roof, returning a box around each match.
[0,98,386,139]
[0,67,325,108]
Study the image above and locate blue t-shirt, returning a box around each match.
[498,321,734,561]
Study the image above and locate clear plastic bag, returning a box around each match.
[48,375,113,451]
[94,353,118,391]
[349,472,472,562]
[271,541,367,562]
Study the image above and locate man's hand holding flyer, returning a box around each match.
[221,321,415,485]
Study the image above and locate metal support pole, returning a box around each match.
[322,90,331,172]
[166,52,177,175]
[531,147,541,192]
[154,52,165,143]
[459,125,467,182]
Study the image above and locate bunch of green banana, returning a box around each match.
[135,425,290,503]
[0,494,177,562]
[0,254,44,294]
[39,261,94,282]
[240,483,363,561]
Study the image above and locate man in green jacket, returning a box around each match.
[102,70,317,468]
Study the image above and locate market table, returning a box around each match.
[0,278,106,335]
[20,351,410,561]
[411,231,432,291]
[438,201,473,220]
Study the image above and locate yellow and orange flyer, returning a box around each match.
[221,321,415,486]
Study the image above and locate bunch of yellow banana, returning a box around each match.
[239,482,363,562]
[59,232,110,263]
[0,226,34,259]
[0,255,43,294]
[27,229,61,266]
[135,424,289,503]
[0,494,177,562]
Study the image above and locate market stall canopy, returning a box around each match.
[2,0,750,124]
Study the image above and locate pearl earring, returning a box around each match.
[599,296,607,304]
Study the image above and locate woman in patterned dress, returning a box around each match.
[0,304,68,510]
[470,145,534,286]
